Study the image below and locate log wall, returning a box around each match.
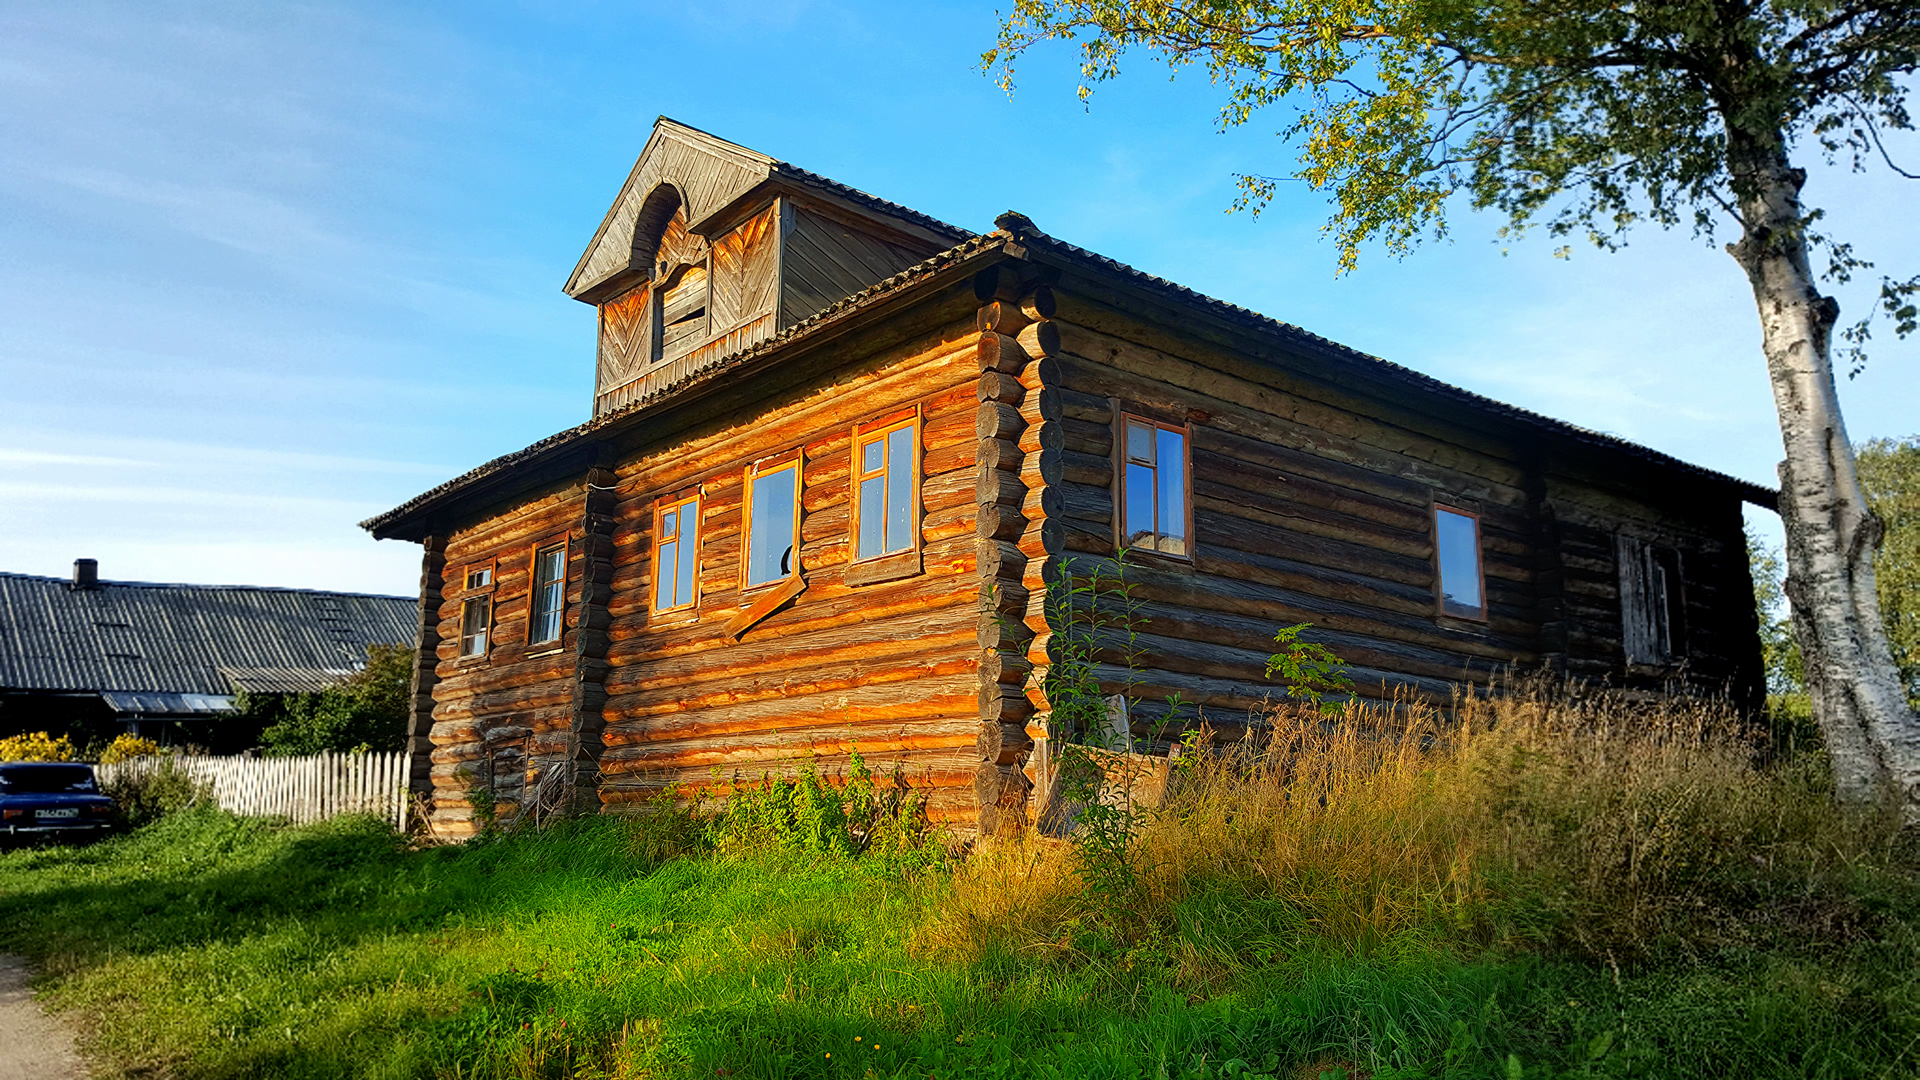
[427,483,592,836]
[595,299,987,825]
[1026,278,1762,744]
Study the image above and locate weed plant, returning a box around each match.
[2,688,1916,1078]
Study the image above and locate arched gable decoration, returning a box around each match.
[565,119,776,303]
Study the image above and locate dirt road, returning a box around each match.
[0,955,86,1080]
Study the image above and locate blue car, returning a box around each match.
[0,762,117,843]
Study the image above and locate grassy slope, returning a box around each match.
[2,809,1915,1080]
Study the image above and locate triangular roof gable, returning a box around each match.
[564,118,777,301]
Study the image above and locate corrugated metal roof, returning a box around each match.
[0,572,414,697]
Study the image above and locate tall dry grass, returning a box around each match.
[928,684,1909,977]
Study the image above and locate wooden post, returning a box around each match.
[567,462,619,815]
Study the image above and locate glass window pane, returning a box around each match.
[1435,509,1484,616]
[1125,462,1157,547]
[1156,428,1187,555]
[1126,420,1155,464]
[858,475,885,560]
[460,598,488,656]
[660,509,677,539]
[886,425,914,553]
[861,437,883,474]
[747,464,798,586]
[654,539,677,611]
[676,506,699,607]
[531,547,565,642]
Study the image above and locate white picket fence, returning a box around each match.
[95,750,412,829]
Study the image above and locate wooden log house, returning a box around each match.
[364,119,1772,836]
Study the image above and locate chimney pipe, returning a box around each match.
[72,558,98,590]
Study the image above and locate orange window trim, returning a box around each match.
[1114,411,1195,561]
[850,407,922,565]
[1431,502,1489,622]
[525,533,571,646]
[651,492,703,615]
[739,452,804,592]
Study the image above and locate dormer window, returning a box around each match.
[657,263,709,363]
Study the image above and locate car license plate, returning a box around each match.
[35,808,79,819]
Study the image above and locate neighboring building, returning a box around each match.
[364,118,1771,837]
[0,560,414,751]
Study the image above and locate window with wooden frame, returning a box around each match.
[527,541,568,646]
[1117,414,1191,557]
[741,456,801,590]
[1432,505,1487,620]
[652,492,702,615]
[852,410,919,563]
[457,562,496,658]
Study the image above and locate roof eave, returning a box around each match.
[364,235,1013,542]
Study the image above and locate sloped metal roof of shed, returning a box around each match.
[0,572,414,697]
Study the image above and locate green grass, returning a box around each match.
[2,807,1916,1080]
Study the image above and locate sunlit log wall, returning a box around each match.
[428,483,594,835]
[593,283,986,827]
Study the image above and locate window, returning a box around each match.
[1618,535,1685,664]
[1433,505,1486,620]
[458,562,495,658]
[1118,415,1189,557]
[528,543,567,645]
[652,493,701,614]
[459,596,492,659]
[742,458,800,589]
[853,414,918,561]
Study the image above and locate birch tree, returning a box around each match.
[985,0,1920,814]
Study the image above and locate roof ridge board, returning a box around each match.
[1017,232,1775,506]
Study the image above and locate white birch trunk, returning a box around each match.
[1728,154,1920,818]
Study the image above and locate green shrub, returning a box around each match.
[101,758,209,828]
[705,749,946,870]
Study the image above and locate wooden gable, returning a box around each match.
[572,119,965,418]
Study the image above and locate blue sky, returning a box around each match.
[3,0,1915,597]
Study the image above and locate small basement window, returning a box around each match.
[1433,505,1486,620]
[1618,535,1686,664]
[742,458,800,590]
[653,494,702,614]
[1118,415,1190,557]
[853,414,918,562]
[528,543,567,645]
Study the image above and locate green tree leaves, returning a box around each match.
[235,643,412,756]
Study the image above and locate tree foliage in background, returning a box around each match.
[1860,436,1920,699]
[235,644,412,757]
[1749,527,1804,696]
[986,0,1920,815]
